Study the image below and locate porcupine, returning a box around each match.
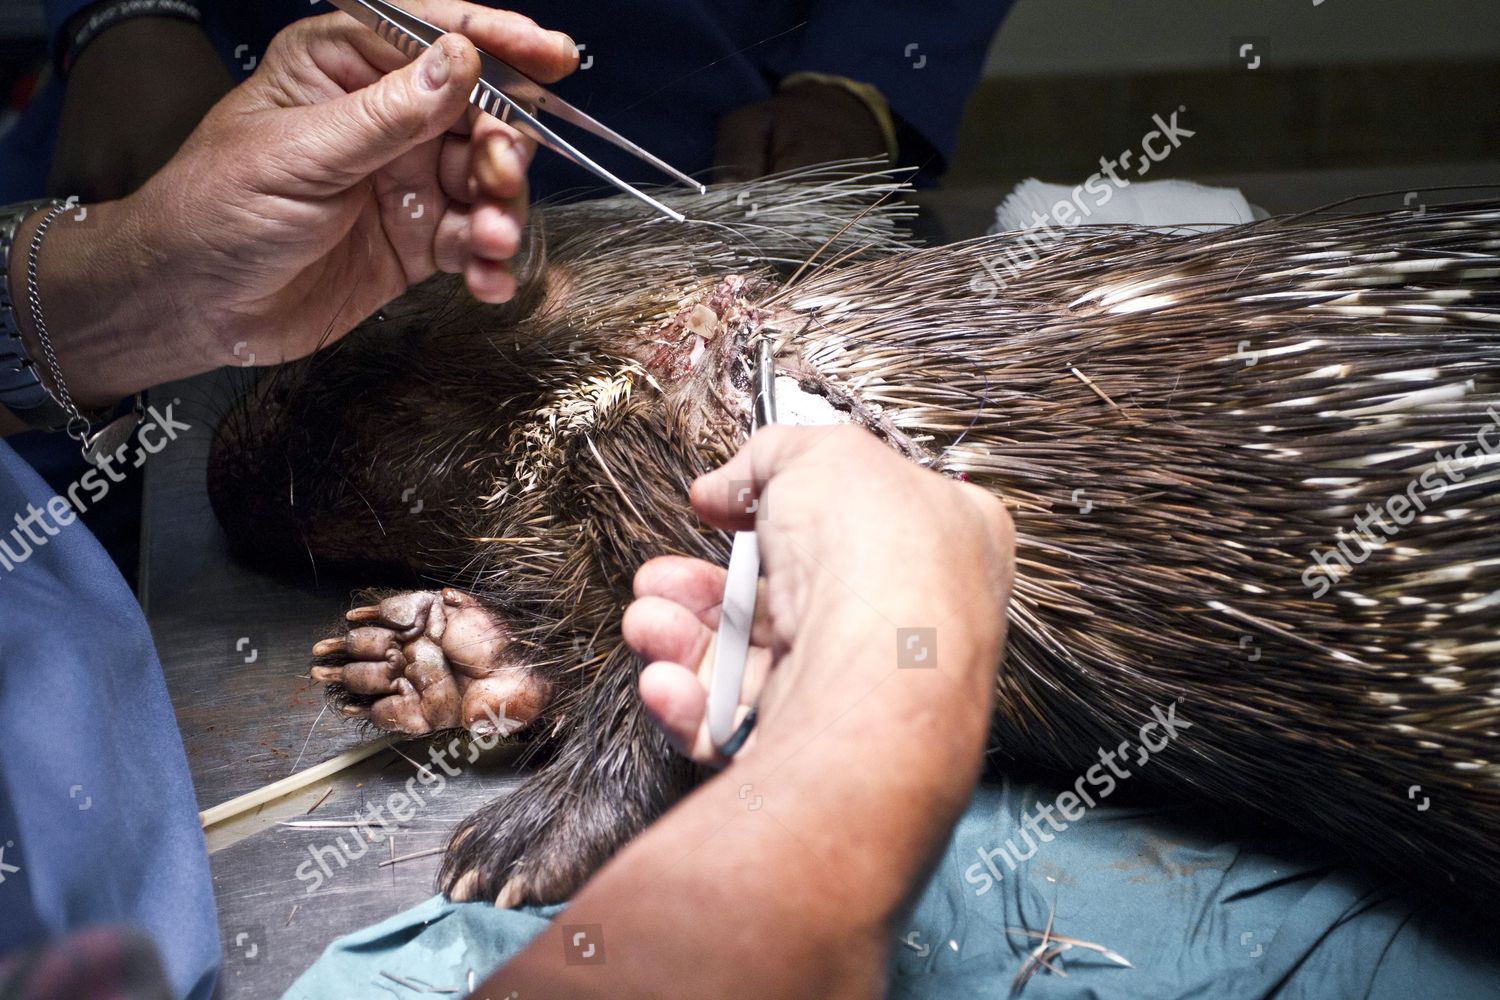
[207,166,1500,910]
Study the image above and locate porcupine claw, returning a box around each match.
[492,878,528,909]
[446,864,523,907]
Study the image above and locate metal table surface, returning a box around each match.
[142,166,1499,998]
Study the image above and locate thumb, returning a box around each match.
[291,33,480,188]
[690,425,831,531]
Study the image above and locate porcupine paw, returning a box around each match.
[441,776,614,907]
[310,588,551,737]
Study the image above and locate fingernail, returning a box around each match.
[419,42,452,92]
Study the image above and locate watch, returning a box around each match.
[0,198,73,432]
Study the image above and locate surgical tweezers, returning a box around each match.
[326,0,705,221]
[707,339,778,756]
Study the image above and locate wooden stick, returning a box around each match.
[199,737,396,829]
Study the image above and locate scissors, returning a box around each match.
[325,0,705,222]
[707,338,778,756]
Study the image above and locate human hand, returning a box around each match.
[145,3,575,340]
[15,3,578,411]
[48,17,234,202]
[713,80,890,183]
[622,425,1014,768]
[484,434,1009,998]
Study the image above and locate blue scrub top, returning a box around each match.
[0,440,218,1000]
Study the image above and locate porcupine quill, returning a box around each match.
[207,164,1500,912]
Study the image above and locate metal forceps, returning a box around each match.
[707,339,778,756]
[325,0,705,221]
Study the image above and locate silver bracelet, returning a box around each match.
[25,203,142,467]
[27,205,87,435]
[0,198,71,429]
